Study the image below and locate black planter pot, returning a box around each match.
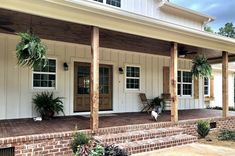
[42,110,54,120]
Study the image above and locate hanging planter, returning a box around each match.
[191,55,212,78]
[16,32,47,68]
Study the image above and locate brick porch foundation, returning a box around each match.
[0,116,234,156]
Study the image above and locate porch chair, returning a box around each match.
[139,93,153,113]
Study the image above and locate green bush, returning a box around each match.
[70,132,90,154]
[89,144,105,156]
[197,120,210,138]
[218,129,235,141]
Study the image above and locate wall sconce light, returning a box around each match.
[63,62,69,71]
[119,67,124,74]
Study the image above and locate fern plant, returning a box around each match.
[16,32,47,68]
[33,92,64,119]
[191,55,212,78]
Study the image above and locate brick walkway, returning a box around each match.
[0,109,234,138]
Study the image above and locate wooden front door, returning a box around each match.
[74,62,113,112]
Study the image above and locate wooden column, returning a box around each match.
[170,42,178,123]
[222,51,228,118]
[90,26,99,132]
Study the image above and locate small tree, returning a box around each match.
[218,22,235,38]
[204,26,214,33]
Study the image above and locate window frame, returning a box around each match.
[32,58,57,90]
[93,0,121,7]
[204,77,210,96]
[177,70,193,97]
[125,65,141,91]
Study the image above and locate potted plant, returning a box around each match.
[16,32,47,68]
[33,92,64,119]
[151,97,166,113]
[191,55,212,79]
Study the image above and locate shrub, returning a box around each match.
[207,106,235,111]
[197,120,210,138]
[33,92,64,119]
[104,144,128,156]
[71,132,90,154]
[89,144,105,156]
[218,129,235,141]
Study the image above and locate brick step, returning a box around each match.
[118,134,197,155]
[94,127,184,144]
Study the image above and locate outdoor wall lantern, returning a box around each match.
[119,67,124,74]
[63,62,69,71]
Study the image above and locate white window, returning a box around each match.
[33,59,56,89]
[177,71,193,96]
[93,0,121,7]
[204,77,210,96]
[125,66,140,90]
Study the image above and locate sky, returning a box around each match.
[170,0,235,32]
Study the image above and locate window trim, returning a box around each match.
[177,70,193,97]
[125,65,141,91]
[32,58,58,90]
[204,77,210,96]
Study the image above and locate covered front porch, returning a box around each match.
[1,109,235,138]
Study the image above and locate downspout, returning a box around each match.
[202,18,214,31]
[157,0,168,7]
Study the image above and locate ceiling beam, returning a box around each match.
[208,54,235,64]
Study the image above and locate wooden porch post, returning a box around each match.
[170,42,178,123]
[90,26,99,133]
[222,51,228,118]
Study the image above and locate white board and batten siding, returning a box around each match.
[0,33,204,119]
[86,0,203,30]
[210,70,234,108]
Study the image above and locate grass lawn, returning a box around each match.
[198,129,235,149]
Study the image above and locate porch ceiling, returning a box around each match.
[0,8,233,63]
[1,0,235,54]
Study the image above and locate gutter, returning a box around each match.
[160,1,215,22]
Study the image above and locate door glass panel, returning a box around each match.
[77,65,90,94]
[99,67,109,94]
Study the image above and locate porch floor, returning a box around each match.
[0,109,234,138]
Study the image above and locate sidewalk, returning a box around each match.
[133,143,235,156]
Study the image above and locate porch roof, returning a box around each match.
[1,0,235,53]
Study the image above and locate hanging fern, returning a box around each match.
[191,55,212,78]
[16,32,47,68]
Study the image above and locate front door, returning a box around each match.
[74,62,113,112]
